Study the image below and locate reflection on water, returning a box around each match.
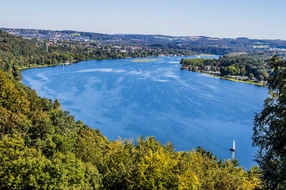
[232,151,235,160]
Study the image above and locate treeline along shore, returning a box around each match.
[180,53,271,86]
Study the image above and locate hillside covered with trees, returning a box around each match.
[0,30,49,80]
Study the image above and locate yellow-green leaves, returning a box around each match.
[0,135,102,189]
[134,137,177,189]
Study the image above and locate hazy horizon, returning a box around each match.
[1,0,285,40]
[3,26,285,41]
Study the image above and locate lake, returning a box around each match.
[21,55,268,169]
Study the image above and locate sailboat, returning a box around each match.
[230,140,235,151]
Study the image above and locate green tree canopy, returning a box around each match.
[253,56,286,189]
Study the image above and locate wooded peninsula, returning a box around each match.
[180,53,271,86]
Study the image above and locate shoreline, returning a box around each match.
[218,76,265,86]
[19,60,80,71]
[181,68,265,87]
[19,54,217,71]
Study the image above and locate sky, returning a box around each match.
[1,0,286,40]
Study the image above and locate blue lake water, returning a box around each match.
[21,55,268,169]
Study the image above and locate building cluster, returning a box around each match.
[2,28,92,42]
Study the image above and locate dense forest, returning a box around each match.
[2,29,286,189]
[180,54,271,82]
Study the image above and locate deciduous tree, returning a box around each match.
[253,56,286,189]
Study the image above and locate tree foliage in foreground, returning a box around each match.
[253,56,286,189]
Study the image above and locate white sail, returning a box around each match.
[233,140,236,150]
[230,140,235,151]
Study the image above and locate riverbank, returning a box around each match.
[181,68,265,87]
[19,53,217,71]
[18,60,81,71]
[219,75,265,86]
[203,71,265,86]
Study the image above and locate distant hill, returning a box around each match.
[0,30,48,79]
[2,27,286,57]
[0,30,45,56]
